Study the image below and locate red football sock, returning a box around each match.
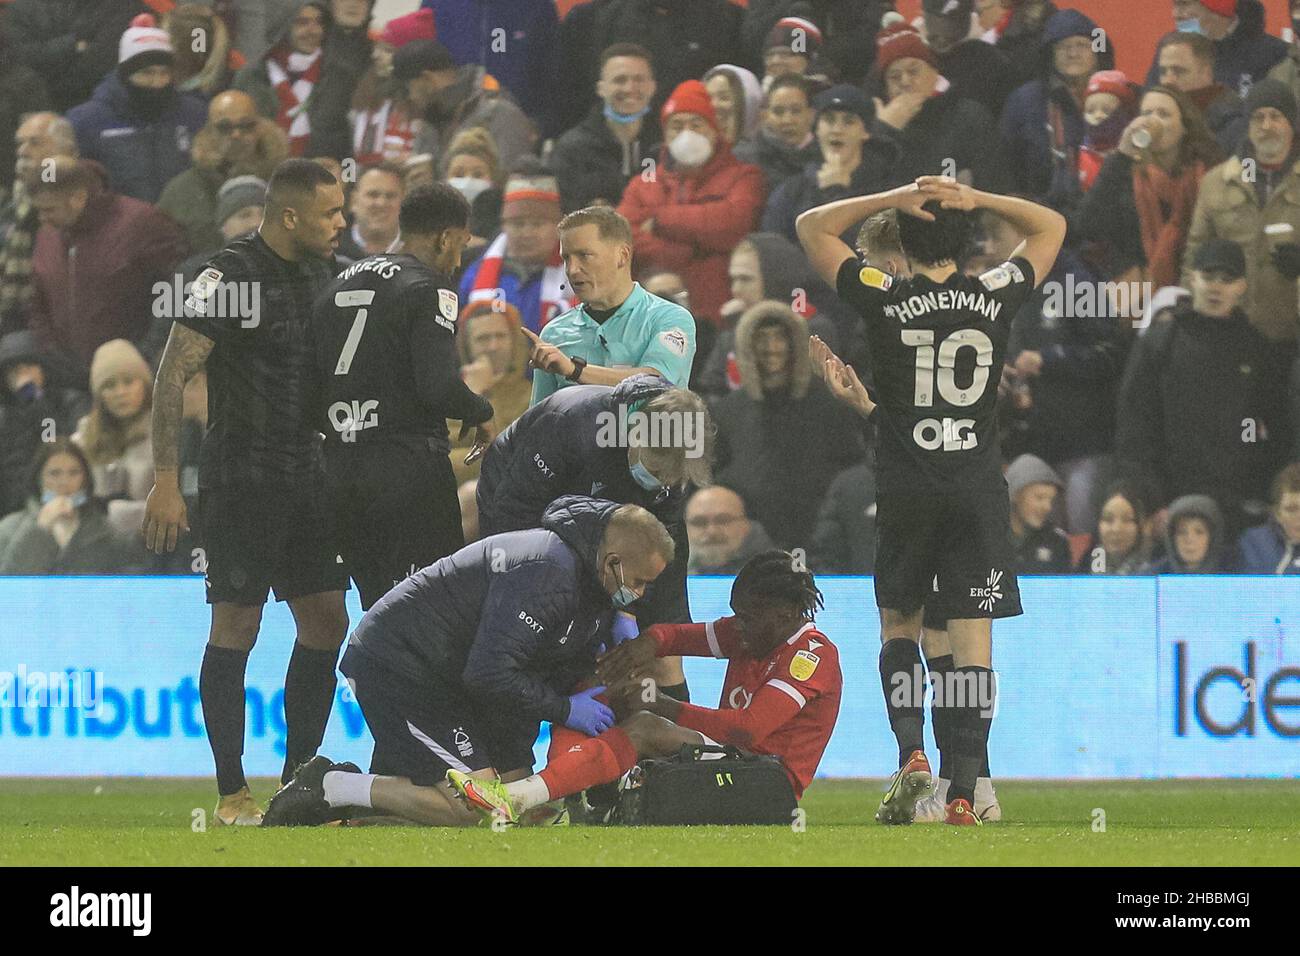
[538,727,638,801]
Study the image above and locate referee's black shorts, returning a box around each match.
[339,645,538,785]
[197,479,349,606]
[325,436,465,610]
[874,475,1022,622]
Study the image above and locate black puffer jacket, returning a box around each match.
[546,103,662,212]
[346,495,621,724]
[1144,0,1287,95]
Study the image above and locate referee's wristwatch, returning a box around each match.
[565,355,587,383]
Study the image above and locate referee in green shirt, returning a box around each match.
[522,206,696,405]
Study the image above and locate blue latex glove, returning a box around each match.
[565,686,615,736]
[609,612,639,647]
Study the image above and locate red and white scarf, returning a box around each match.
[352,99,416,166]
[467,233,573,332]
[267,46,322,155]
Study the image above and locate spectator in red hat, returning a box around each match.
[870,20,1006,192]
[617,80,765,328]
[1155,31,1247,155]
[741,1,887,86]
[348,8,436,167]
[1148,1,1286,96]
[1077,70,1139,193]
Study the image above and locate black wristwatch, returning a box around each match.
[565,355,587,383]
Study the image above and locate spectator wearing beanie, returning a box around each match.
[546,42,662,213]
[1077,70,1139,194]
[1187,78,1300,344]
[73,339,154,505]
[158,90,288,255]
[1075,85,1222,288]
[0,438,141,575]
[762,84,897,245]
[460,165,574,335]
[393,37,536,172]
[920,0,1016,118]
[3,0,144,114]
[618,80,765,328]
[349,8,436,168]
[759,10,827,90]
[999,9,1113,208]
[170,174,267,293]
[232,1,359,159]
[1116,239,1289,540]
[66,15,208,204]
[1005,453,1072,573]
[29,157,186,382]
[1155,31,1247,157]
[1145,0,1287,98]
[871,19,1006,192]
[417,0,561,140]
[740,0,886,86]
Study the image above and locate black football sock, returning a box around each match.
[200,644,251,796]
[282,644,341,784]
[879,638,925,767]
[659,680,690,703]
[948,666,997,807]
[925,653,955,781]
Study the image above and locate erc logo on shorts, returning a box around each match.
[969,569,1004,613]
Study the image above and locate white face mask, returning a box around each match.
[447,176,492,203]
[668,129,714,167]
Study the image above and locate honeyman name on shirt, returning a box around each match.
[884,289,1003,324]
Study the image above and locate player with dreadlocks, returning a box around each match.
[449,550,842,823]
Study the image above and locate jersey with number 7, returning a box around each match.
[835,256,1036,492]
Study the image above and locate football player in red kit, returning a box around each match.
[449,550,841,822]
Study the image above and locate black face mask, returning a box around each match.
[126,82,174,121]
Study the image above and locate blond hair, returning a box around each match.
[606,504,676,564]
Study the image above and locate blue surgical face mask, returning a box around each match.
[629,457,663,493]
[41,489,87,508]
[609,558,639,609]
[603,102,651,125]
[1176,17,1204,34]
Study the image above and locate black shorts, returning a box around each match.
[339,645,537,786]
[197,481,349,606]
[874,476,1022,621]
[325,437,465,610]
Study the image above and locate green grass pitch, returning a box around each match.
[0,778,1294,866]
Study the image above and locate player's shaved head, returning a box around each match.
[265,158,338,216]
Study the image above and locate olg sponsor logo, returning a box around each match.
[152,272,262,328]
[1040,275,1155,327]
[0,665,104,716]
[595,407,707,459]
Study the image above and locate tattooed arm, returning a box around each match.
[143,323,214,553]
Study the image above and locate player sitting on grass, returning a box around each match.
[448,550,841,824]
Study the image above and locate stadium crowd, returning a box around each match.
[3,0,1300,579]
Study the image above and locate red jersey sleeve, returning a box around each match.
[648,617,743,659]
[769,633,841,703]
[672,687,802,750]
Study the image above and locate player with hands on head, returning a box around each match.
[798,175,1064,826]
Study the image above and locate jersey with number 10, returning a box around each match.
[835,255,1036,491]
